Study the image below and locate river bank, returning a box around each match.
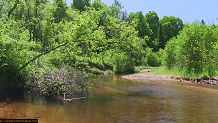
[121,68,218,85]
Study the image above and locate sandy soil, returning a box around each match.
[121,69,179,82]
[121,68,218,86]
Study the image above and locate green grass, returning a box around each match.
[134,66,147,73]
[152,66,182,76]
[135,65,218,79]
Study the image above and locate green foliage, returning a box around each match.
[71,0,90,12]
[96,50,134,73]
[129,11,151,38]
[0,0,141,97]
[107,0,123,18]
[2,0,217,98]
[91,0,107,11]
[180,23,206,76]
[134,66,147,73]
[140,47,152,66]
[163,37,180,69]
[164,22,218,77]
[157,23,166,50]
[146,52,161,67]
[160,16,183,42]
[145,11,159,45]
[146,66,181,77]
[112,51,134,73]
[202,25,218,77]
[0,19,38,96]
[128,12,183,52]
[53,0,68,23]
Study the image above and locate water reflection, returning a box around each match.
[1,76,218,122]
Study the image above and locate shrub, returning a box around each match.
[112,51,134,73]
[163,37,180,69]
[140,47,152,66]
[164,22,218,77]
[147,52,161,67]
[98,50,135,73]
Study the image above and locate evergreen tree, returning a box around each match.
[145,11,159,42]
[134,11,150,38]
[53,0,68,23]
[157,23,166,50]
[71,0,90,12]
[201,19,205,25]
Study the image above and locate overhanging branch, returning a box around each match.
[8,0,19,18]
[19,42,68,71]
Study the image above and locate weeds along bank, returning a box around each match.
[164,22,218,78]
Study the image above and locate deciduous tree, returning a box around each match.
[160,16,183,41]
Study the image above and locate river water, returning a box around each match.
[1,75,218,123]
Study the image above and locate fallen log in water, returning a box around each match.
[56,92,87,102]
[64,97,87,102]
[0,102,7,107]
[0,97,11,107]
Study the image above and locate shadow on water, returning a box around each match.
[1,75,218,122]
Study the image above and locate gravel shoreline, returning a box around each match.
[121,69,218,85]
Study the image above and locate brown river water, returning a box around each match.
[1,75,218,123]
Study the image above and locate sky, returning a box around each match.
[66,0,218,24]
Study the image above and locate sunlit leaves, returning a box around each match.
[164,22,218,77]
[91,0,106,11]
[160,16,183,41]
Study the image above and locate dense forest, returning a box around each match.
[0,0,217,98]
